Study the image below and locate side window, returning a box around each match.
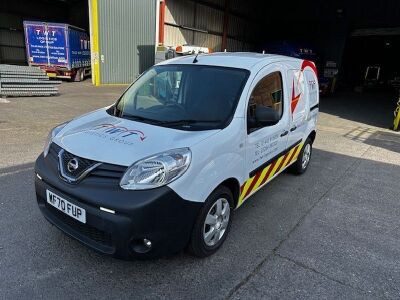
[248,71,283,131]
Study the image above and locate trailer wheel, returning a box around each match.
[80,69,85,81]
[73,69,84,82]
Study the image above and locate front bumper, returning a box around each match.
[34,153,202,259]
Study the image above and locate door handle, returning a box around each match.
[280,130,289,137]
[290,126,297,132]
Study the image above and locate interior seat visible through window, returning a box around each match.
[248,71,283,131]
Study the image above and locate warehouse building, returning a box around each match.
[1,0,400,127]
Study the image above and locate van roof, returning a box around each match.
[157,52,304,70]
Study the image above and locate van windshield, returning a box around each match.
[113,65,249,130]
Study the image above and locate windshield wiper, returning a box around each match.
[160,119,222,125]
[121,114,163,124]
[120,114,221,127]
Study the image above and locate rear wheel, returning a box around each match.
[188,186,233,257]
[290,138,312,174]
[73,69,84,82]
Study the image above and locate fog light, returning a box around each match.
[130,238,152,254]
[143,239,152,248]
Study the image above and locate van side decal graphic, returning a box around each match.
[291,60,318,114]
[291,80,302,114]
[301,60,318,77]
[90,123,146,141]
[237,142,303,208]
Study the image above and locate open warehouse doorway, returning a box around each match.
[0,0,91,84]
[0,0,89,65]
[335,29,400,128]
[2,0,399,129]
[157,0,400,129]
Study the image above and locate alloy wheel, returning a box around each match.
[203,198,230,247]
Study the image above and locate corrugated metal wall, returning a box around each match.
[0,13,25,65]
[164,0,257,52]
[97,0,157,84]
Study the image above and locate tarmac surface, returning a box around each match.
[1,81,399,299]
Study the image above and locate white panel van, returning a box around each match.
[34,53,319,259]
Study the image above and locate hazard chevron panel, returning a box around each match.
[237,141,303,208]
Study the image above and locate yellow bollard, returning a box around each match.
[394,101,400,131]
[390,81,400,131]
[394,91,400,131]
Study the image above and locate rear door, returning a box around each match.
[24,22,68,67]
[46,24,68,67]
[24,22,48,65]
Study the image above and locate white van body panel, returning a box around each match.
[168,118,247,202]
[169,54,319,206]
[168,56,318,204]
[52,53,318,206]
[53,109,219,167]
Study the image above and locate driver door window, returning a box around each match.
[248,71,283,132]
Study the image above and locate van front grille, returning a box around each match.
[48,143,127,183]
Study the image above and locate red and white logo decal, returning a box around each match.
[291,60,318,114]
[91,123,146,141]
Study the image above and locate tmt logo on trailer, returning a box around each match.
[34,27,56,37]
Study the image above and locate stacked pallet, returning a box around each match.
[0,65,61,97]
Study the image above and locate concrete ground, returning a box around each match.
[0,81,399,299]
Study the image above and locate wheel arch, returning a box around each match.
[219,178,241,208]
[308,130,316,144]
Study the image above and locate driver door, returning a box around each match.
[241,64,290,202]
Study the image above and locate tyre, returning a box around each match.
[73,69,83,82]
[188,186,233,257]
[290,138,312,175]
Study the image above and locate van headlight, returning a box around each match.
[120,148,191,190]
[43,122,68,157]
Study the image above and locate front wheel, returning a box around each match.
[188,186,233,257]
[290,138,312,175]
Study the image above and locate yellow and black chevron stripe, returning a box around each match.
[237,141,303,208]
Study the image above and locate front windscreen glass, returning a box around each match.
[114,65,249,130]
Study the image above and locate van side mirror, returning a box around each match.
[255,106,280,126]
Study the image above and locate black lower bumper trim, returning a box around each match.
[34,154,202,259]
[44,197,113,248]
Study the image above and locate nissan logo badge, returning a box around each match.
[67,158,79,172]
